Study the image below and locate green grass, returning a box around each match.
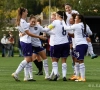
[0,56,100,90]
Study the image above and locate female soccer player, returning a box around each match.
[24,15,52,80]
[11,7,46,81]
[64,3,79,26]
[65,3,97,59]
[48,11,70,81]
[49,13,60,80]
[64,14,92,81]
[64,3,79,80]
[33,18,43,75]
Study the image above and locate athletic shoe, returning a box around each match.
[45,75,50,80]
[28,79,36,81]
[53,75,58,81]
[91,54,98,59]
[35,71,43,75]
[24,78,36,81]
[63,77,67,81]
[75,77,86,82]
[24,78,29,81]
[38,71,43,75]
[11,73,20,81]
[69,75,77,80]
[48,78,53,81]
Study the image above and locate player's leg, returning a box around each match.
[61,43,70,81]
[87,37,98,59]
[75,44,88,82]
[38,49,49,79]
[12,42,32,81]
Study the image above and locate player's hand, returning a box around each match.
[39,35,47,40]
[19,33,26,37]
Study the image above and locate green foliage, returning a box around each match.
[0,0,100,30]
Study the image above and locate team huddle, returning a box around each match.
[11,3,98,82]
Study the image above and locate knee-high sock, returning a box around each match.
[49,69,54,78]
[24,63,29,79]
[43,59,49,76]
[52,62,58,75]
[28,62,33,79]
[62,63,67,77]
[79,63,85,79]
[88,42,94,56]
[75,62,79,77]
[33,59,39,70]
[38,61,43,72]
[15,60,28,75]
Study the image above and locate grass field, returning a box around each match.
[0,56,100,90]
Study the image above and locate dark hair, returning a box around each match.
[56,11,67,23]
[29,14,36,20]
[64,3,72,7]
[37,18,41,24]
[76,14,86,33]
[16,7,27,26]
[71,13,78,22]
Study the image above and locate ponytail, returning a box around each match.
[76,15,86,34]
[16,7,26,26]
[56,11,67,23]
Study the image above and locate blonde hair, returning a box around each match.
[29,14,36,20]
[16,7,26,26]
[51,12,56,17]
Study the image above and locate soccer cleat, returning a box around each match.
[28,79,36,81]
[91,54,98,59]
[53,75,58,81]
[63,77,67,81]
[24,78,36,81]
[38,71,43,75]
[11,73,20,81]
[24,78,29,81]
[48,78,53,81]
[69,75,77,80]
[45,75,50,80]
[75,77,86,82]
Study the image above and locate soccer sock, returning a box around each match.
[57,71,60,76]
[43,59,49,76]
[75,62,79,77]
[62,63,67,77]
[15,60,28,75]
[28,62,33,79]
[49,69,54,78]
[73,65,76,75]
[24,63,29,80]
[88,42,94,56]
[33,59,39,70]
[79,63,85,79]
[52,62,58,75]
[38,61,43,72]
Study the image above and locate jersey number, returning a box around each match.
[62,27,66,36]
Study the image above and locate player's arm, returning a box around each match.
[25,30,47,40]
[48,24,55,30]
[40,26,51,32]
[86,25,92,36]
[68,33,74,38]
[19,32,26,37]
[63,24,75,31]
